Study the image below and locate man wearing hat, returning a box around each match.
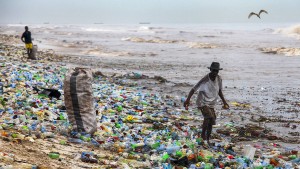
[184,62,229,146]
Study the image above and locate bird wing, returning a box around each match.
[259,10,268,15]
[248,12,255,19]
[248,12,259,19]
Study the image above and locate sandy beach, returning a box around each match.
[0,23,300,168]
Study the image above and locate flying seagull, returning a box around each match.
[248,9,268,19]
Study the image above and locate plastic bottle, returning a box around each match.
[189,164,196,169]
[117,105,123,112]
[42,132,54,138]
[157,144,166,152]
[59,140,67,145]
[68,138,84,144]
[0,82,3,95]
[162,153,169,162]
[166,145,180,154]
[288,155,297,160]
[81,152,98,163]
[48,152,60,159]
[90,138,100,147]
[151,142,160,149]
[284,163,292,169]
[204,163,213,169]
[162,163,172,169]
[80,135,91,142]
[291,157,300,164]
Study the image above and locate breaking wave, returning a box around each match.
[274,24,300,39]
[82,49,132,57]
[138,26,154,30]
[186,42,218,49]
[122,37,182,44]
[138,26,165,34]
[122,37,219,49]
[82,27,126,33]
[260,47,300,56]
[83,28,114,32]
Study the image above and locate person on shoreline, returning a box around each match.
[184,62,229,147]
[21,26,33,59]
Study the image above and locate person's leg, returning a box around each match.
[206,108,216,145]
[200,106,210,141]
[27,43,33,59]
[28,43,33,55]
[25,43,30,58]
[206,118,213,144]
[27,48,30,58]
[201,118,209,141]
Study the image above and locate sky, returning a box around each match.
[1,0,300,24]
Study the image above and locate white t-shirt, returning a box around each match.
[192,74,222,108]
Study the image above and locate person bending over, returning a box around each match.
[184,62,229,146]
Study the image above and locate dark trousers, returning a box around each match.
[199,106,216,142]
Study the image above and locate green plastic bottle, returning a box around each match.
[48,152,60,159]
[11,133,18,138]
[176,151,183,157]
[204,163,213,169]
[197,155,203,162]
[162,153,169,162]
[196,138,202,144]
[131,144,137,150]
[60,140,67,145]
[289,155,297,160]
[115,123,121,128]
[117,105,123,112]
[22,125,29,131]
[151,142,160,149]
[59,113,65,120]
[80,136,91,142]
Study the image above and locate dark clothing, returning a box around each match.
[199,105,216,141]
[201,118,214,141]
[199,106,216,124]
[22,31,32,43]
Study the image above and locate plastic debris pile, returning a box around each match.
[0,42,72,63]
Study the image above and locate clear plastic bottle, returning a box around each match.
[165,145,180,154]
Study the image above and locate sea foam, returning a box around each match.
[260,47,300,56]
[275,24,300,40]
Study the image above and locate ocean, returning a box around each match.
[2,23,299,84]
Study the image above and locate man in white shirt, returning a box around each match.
[184,62,229,146]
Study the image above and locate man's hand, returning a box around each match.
[222,102,229,109]
[184,100,190,110]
